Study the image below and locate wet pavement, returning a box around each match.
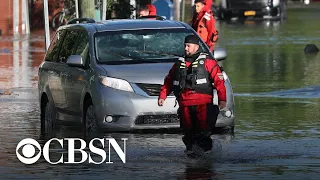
[1,4,320,180]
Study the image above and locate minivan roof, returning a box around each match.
[65,19,190,32]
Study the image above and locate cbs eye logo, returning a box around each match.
[16,138,42,164]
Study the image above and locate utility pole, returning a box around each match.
[43,0,50,51]
[79,0,96,19]
[22,0,30,34]
[181,0,185,22]
[13,0,19,36]
[173,0,180,21]
[102,0,107,20]
[75,0,79,18]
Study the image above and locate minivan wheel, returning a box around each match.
[83,100,99,139]
[41,100,56,136]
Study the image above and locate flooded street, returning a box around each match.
[1,5,320,180]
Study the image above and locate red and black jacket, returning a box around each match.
[159,52,226,107]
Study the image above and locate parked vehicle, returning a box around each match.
[38,17,235,136]
[214,0,287,20]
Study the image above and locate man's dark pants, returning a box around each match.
[178,103,220,152]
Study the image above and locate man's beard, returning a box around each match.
[185,50,198,57]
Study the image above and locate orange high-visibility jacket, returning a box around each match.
[194,11,218,51]
[196,12,218,51]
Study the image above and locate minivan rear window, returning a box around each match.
[94,28,210,65]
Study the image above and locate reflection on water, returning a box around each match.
[0,6,320,179]
[0,35,44,90]
[236,85,320,98]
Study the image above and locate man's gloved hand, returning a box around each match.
[219,101,226,109]
[219,101,232,118]
[158,99,165,106]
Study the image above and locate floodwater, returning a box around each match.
[1,5,320,180]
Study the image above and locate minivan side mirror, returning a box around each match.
[66,55,84,67]
[213,47,227,61]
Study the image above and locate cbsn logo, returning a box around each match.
[16,138,127,164]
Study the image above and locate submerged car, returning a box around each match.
[38,17,235,136]
[214,0,287,20]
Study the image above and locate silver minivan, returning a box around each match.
[38,18,235,137]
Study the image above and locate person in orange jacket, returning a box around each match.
[190,0,218,51]
[158,35,226,157]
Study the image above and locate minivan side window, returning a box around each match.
[74,31,89,65]
[58,30,79,63]
[45,30,66,62]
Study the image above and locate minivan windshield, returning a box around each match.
[94,28,211,65]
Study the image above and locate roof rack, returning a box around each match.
[137,15,166,20]
[67,18,96,25]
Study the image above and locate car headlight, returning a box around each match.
[99,76,134,92]
[273,0,280,7]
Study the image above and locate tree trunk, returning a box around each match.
[173,0,180,21]
[79,0,95,19]
[181,0,185,22]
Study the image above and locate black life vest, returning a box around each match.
[172,53,214,97]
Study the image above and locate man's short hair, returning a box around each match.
[194,0,205,4]
[138,5,150,12]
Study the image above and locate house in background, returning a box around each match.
[0,0,24,36]
[0,0,63,36]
